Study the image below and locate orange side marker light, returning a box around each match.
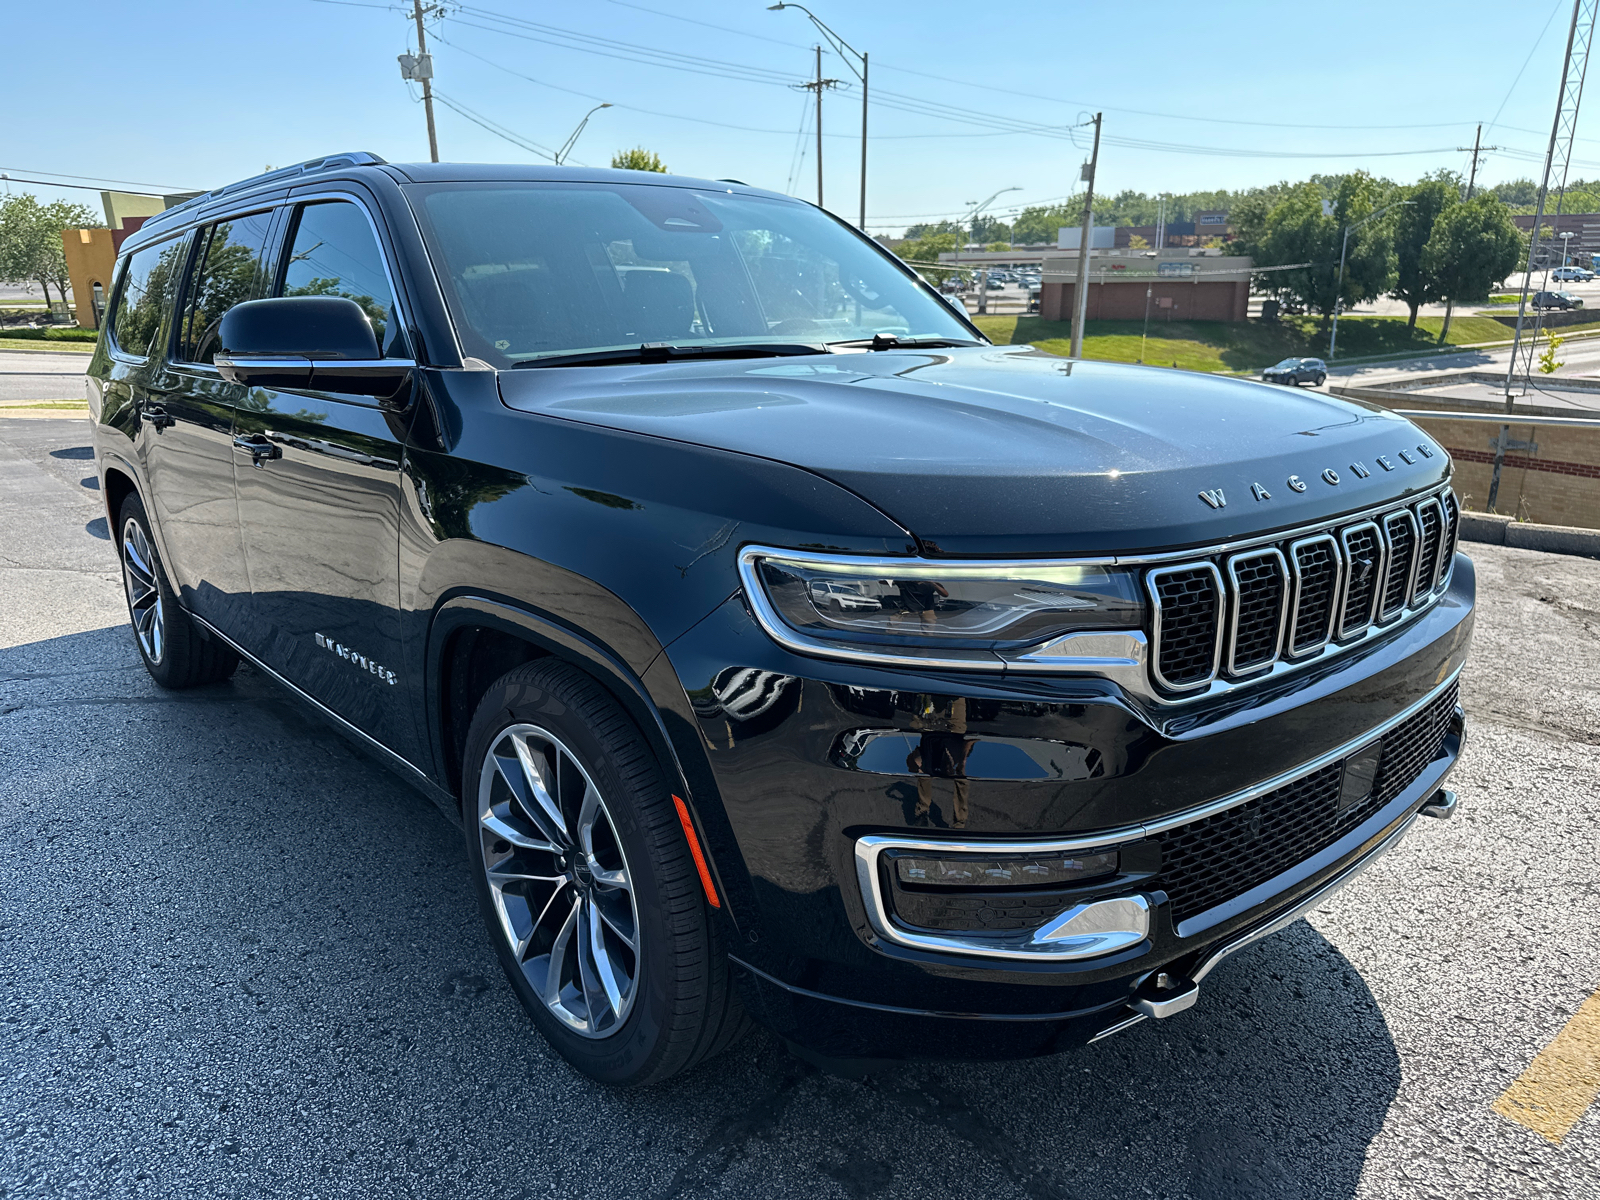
[672,795,721,908]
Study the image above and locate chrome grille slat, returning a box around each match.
[1413,498,1445,600]
[1379,510,1420,621]
[1224,549,1288,676]
[1146,487,1457,695]
[1337,522,1386,639]
[1286,534,1342,657]
[1148,564,1224,691]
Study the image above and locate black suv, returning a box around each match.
[1262,357,1327,386]
[88,155,1473,1086]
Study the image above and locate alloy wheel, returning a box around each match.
[475,723,640,1038]
[121,516,164,665]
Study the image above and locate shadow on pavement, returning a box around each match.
[0,625,1400,1200]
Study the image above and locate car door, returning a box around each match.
[112,230,249,630]
[231,196,419,759]
[143,210,277,634]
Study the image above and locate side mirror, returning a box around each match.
[216,296,413,405]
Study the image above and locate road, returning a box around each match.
[3,418,1600,1200]
[0,348,91,407]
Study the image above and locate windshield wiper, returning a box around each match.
[828,334,985,351]
[512,342,830,369]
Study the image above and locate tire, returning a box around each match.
[1314,373,1326,386]
[117,494,239,689]
[461,659,749,1086]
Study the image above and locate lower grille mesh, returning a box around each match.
[1153,681,1458,923]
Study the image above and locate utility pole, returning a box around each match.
[1069,112,1102,359]
[412,0,440,163]
[1492,0,1597,512]
[795,46,839,208]
[1440,124,1499,343]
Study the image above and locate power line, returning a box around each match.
[430,90,567,161]
[0,166,198,191]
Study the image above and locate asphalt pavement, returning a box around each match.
[2,415,1598,1200]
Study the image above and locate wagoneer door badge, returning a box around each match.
[314,632,397,685]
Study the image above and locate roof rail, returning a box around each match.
[141,151,389,231]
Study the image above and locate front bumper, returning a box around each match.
[651,554,1475,1060]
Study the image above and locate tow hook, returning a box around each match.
[1129,971,1200,1018]
[1420,789,1458,820]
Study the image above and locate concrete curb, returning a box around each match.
[1459,510,1600,557]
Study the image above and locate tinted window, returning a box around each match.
[111,237,187,360]
[179,211,275,363]
[408,182,972,367]
[279,202,405,357]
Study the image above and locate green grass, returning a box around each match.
[0,325,97,342]
[0,400,87,410]
[0,337,96,354]
[970,312,1600,373]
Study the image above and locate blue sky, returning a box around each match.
[4,0,1592,233]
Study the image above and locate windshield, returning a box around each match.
[1272,358,1302,369]
[407,181,975,367]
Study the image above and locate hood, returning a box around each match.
[495,345,1451,556]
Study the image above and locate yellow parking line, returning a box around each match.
[1492,989,1600,1144]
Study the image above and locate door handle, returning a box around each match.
[142,402,174,430]
[232,433,282,467]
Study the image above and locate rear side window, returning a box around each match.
[278,201,407,357]
[178,211,275,364]
[111,238,186,360]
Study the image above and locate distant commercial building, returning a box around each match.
[1115,210,1232,249]
[61,189,199,328]
[1038,249,1252,322]
[1510,212,1600,267]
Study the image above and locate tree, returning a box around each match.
[0,194,100,312]
[1423,195,1525,342]
[1389,176,1457,328]
[1240,174,1396,326]
[611,147,666,172]
[1126,234,1150,250]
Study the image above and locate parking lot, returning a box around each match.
[2,413,1598,1199]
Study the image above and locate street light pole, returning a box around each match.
[554,102,612,165]
[770,4,868,229]
[1328,199,1412,359]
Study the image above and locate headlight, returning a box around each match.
[738,546,1145,666]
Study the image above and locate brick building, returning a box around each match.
[1038,250,1252,322]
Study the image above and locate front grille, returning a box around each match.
[1226,550,1287,674]
[1147,487,1457,694]
[1380,511,1418,619]
[1150,566,1222,688]
[1153,680,1458,923]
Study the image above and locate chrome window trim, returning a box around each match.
[275,191,418,362]
[1223,548,1288,677]
[1378,509,1421,622]
[1146,562,1225,692]
[1285,533,1343,658]
[853,665,1463,963]
[1336,521,1388,640]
